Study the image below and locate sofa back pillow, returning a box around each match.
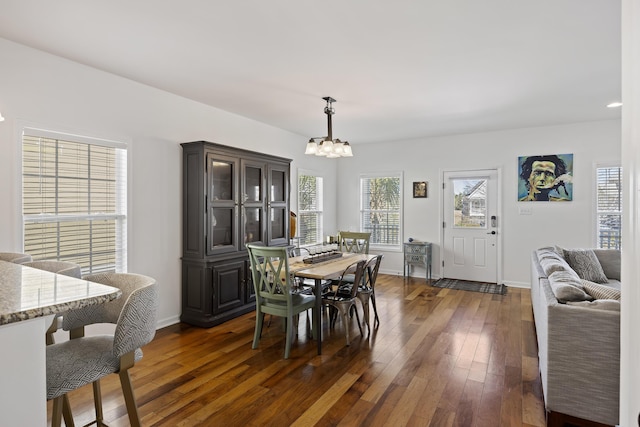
[593,249,621,281]
[537,248,576,277]
[548,270,593,303]
[559,247,609,284]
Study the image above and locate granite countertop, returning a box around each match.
[0,261,122,325]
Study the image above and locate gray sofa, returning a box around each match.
[530,247,620,427]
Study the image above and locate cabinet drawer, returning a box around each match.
[405,254,427,263]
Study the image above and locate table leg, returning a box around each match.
[315,278,322,355]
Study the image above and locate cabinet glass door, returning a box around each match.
[241,161,265,248]
[207,153,238,255]
[267,164,289,246]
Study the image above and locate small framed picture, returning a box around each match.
[413,181,427,198]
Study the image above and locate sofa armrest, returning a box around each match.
[546,302,620,425]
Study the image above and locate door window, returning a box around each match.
[452,178,487,229]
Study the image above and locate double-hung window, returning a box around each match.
[360,173,402,248]
[22,128,128,274]
[595,165,622,249]
[297,171,323,245]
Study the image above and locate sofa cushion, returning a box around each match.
[548,270,593,302]
[581,279,621,301]
[566,299,621,311]
[560,248,609,283]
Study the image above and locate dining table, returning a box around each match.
[288,252,376,355]
[0,260,122,426]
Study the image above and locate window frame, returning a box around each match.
[359,171,403,251]
[21,126,129,275]
[297,169,324,246]
[594,163,622,250]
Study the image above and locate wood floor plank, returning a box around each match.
[47,276,546,427]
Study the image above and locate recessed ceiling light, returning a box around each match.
[607,102,623,108]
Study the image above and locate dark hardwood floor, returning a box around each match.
[47,274,546,426]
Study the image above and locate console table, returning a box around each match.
[403,241,432,280]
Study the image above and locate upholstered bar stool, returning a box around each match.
[46,273,158,427]
[0,252,32,264]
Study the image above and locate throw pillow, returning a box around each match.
[548,271,592,302]
[581,279,621,301]
[561,248,609,284]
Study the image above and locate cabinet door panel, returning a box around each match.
[212,260,245,313]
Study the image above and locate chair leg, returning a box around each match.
[51,396,63,427]
[341,307,350,346]
[92,380,104,425]
[358,293,371,333]
[252,312,265,350]
[62,394,75,427]
[119,369,142,427]
[370,289,380,327]
[284,315,294,359]
[353,304,363,338]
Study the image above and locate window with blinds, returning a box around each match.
[298,173,323,245]
[596,166,622,249]
[360,173,402,247]
[22,128,127,274]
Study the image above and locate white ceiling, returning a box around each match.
[0,0,621,145]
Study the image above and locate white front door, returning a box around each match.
[442,170,499,283]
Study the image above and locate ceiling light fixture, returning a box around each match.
[607,102,623,108]
[305,96,353,158]
[0,112,5,122]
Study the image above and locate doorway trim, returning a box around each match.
[439,167,503,284]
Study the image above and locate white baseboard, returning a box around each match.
[156,315,181,329]
[502,280,530,289]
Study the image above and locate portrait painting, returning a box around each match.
[518,153,573,201]
[413,181,427,198]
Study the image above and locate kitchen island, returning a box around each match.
[0,260,121,426]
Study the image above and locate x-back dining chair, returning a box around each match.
[337,231,371,254]
[46,272,158,427]
[246,244,317,359]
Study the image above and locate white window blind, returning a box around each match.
[22,128,127,274]
[596,166,622,249]
[298,173,323,245]
[360,173,402,247]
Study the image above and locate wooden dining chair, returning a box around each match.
[337,231,371,254]
[322,260,366,346]
[246,244,317,359]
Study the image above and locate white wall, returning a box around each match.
[0,37,338,328]
[620,0,640,424]
[0,36,623,319]
[336,120,621,286]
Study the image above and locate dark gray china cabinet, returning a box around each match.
[181,141,291,327]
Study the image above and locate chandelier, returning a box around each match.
[305,96,353,158]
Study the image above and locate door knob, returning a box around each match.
[487,231,496,235]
